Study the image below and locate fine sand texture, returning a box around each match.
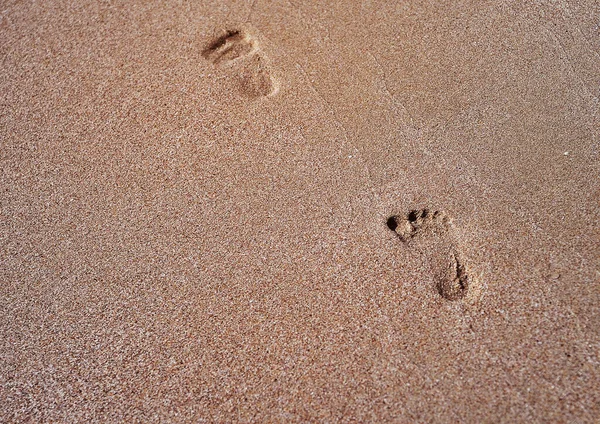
[1,1,599,422]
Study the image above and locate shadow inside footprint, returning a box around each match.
[388,209,474,301]
[203,29,258,66]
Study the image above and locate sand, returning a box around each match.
[1,0,599,422]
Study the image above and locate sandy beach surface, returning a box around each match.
[1,0,599,422]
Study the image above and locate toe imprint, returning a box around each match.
[387,208,449,242]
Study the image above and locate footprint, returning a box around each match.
[237,54,278,98]
[202,29,258,66]
[387,209,475,301]
[203,28,278,98]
